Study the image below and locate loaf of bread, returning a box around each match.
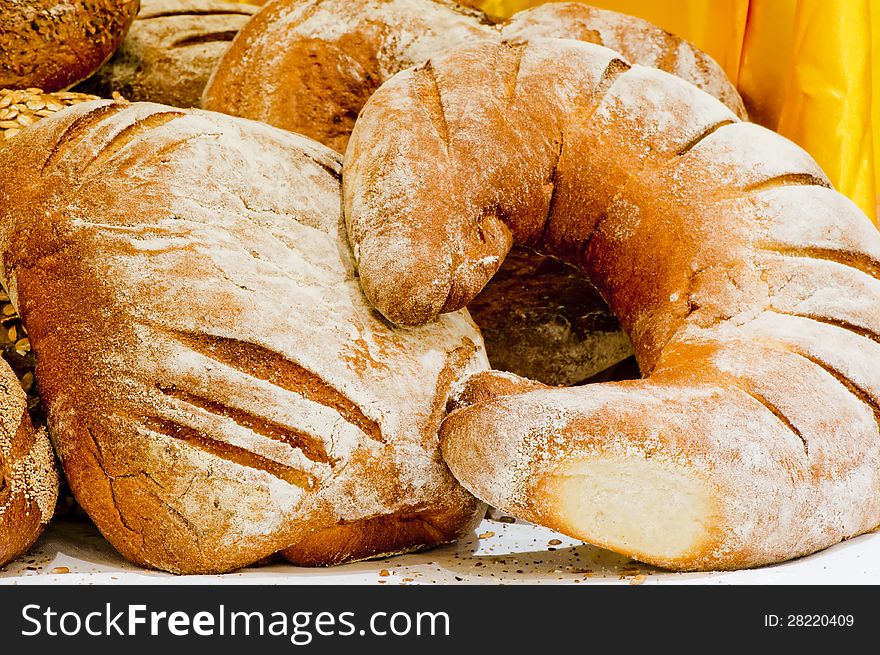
[76,0,257,108]
[204,0,745,151]
[203,0,492,152]
[204,0,745,385]
[0,1,140,92]
[0,361,58,567]
[344,39,880,570]
[0,101,487,574]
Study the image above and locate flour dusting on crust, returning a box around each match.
[0,101,487,573]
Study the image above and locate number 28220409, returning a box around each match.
[764,614,854,628]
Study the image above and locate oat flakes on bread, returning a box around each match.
[1,87,107,526]
[0,0,140,92]
[76,0,257,108]
[203,0,746,385]
[0,100,487,574]
[344,38,880,570]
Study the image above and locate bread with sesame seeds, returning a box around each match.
[0,99,487,574]
[344,38,880,570]
[0,361,58,568]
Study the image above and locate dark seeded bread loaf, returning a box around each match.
[76,0,257,107]
[0,0,140,92]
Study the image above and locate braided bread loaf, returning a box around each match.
[0,101,486,574]
[344,39,880,570]
[203,0,746,385]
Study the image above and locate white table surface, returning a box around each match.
[3,509,878,585]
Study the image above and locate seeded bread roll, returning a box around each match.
[204,0,745,385]
[76,0,257,108]
[0,100,487,574]
[0,1,140,92]
[0,361,58,567]
[344,39,880,570]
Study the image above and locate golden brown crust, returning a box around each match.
[0,100,487,574]
[203,0,744,152]
[203,0,742,385]
[0,0,140,92]
[502,2,746,120]
[281,502,484,566]
[445,369,549,415]
[204,0,495,154]
[344,39,880,570]
[75,0,257,107]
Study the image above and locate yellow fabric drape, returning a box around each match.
[477,0,877,222]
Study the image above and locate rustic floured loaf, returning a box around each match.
[0,100,487,574]
[76,0,257,108]
[0,360,58,567]
[204,0,493,153]
[203,0,745,385]
[204,0,745,152]
[344,39,880,570]
[0,0,140,92]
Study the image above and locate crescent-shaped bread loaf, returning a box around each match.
[0,101,487,574]
[343,39,880,570]
[203,0,746,385]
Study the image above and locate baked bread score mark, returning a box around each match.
[0,100,488,574]
[202,0,747,386]
[74,0,258,108]
[0,0,140,93]
[343,39,880,571]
